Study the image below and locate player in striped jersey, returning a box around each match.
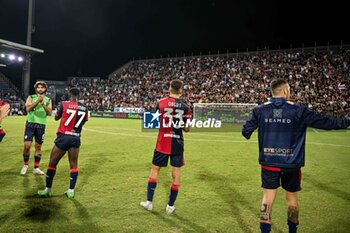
[140,79,191,214]
[38,87,88,198]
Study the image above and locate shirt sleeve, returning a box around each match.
[56,102,63,119]
[242,107,259,139]
[301,105,350,130]
[185,105,192,123]
[85,109,89,121]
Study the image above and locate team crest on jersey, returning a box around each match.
[273,109,283,118]
[143,111,161,129]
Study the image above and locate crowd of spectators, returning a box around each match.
[0,92,25,115]
[78,49,349,116]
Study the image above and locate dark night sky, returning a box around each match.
[0,0,348,88]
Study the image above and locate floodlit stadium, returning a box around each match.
[1,1,350,233]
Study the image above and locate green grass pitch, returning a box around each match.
[0,116,349,233]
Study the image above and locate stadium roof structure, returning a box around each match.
[0,38,44,54]
[0,38,44,67]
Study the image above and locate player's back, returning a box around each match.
[243,97,350,168]
[56,101,88,136]
[155,97,191,155]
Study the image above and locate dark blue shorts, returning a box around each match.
[54,134,81,151]
[152,150,184,168]
[261,167,302,192]
[24,122,46,144]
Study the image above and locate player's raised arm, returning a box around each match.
[0,104,9,142]
[183,105,192,133]
[0,103,10,124]
[25,95,42,113]
[300,106,350,130]
[41,99,52,116]
[183,125,190,132]
[242,106,259,139]
[55,102,63,121]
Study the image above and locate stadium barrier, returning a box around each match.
[90,111,142,119]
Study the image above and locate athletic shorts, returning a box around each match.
[24,122,46,144]
[152,150,184,168]
[261,167,302,192]
[54,134,81,151]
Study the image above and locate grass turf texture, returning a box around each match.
[0,116,349,233]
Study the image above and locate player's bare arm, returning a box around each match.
[0,104,10,124]
[25,95,42,112]
[41,99,52,116]
[0,104,10,119]
[55,103,62,121]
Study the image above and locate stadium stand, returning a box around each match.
[76,46,349,116]
[0,71,24,115]
[0,71,19,95]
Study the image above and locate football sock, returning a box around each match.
[46,166,56,188]
[23,154,29,165]
[288,220,299,233]
[260,222,271,233]
[147,178,157,202]
[34,154,41,168]
[168,184,179,206]
[69,168,79,189]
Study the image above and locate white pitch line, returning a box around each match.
[189,132,244,139]
[306,142,350,148]
[85,128,253,143]
[312,128,320,133]
[84,128,155,138]
[87,126,140,132]
[84,128,350,148]
[87,126,242,138]
[188,138,252,143]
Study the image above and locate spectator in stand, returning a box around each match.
[75,49,349,117]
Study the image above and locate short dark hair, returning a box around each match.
[270,79,288,95]
[170,79,183,94]
[69,87,80,97]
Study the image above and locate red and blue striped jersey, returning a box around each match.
[155,97,191,155]
[56,101,88,137]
